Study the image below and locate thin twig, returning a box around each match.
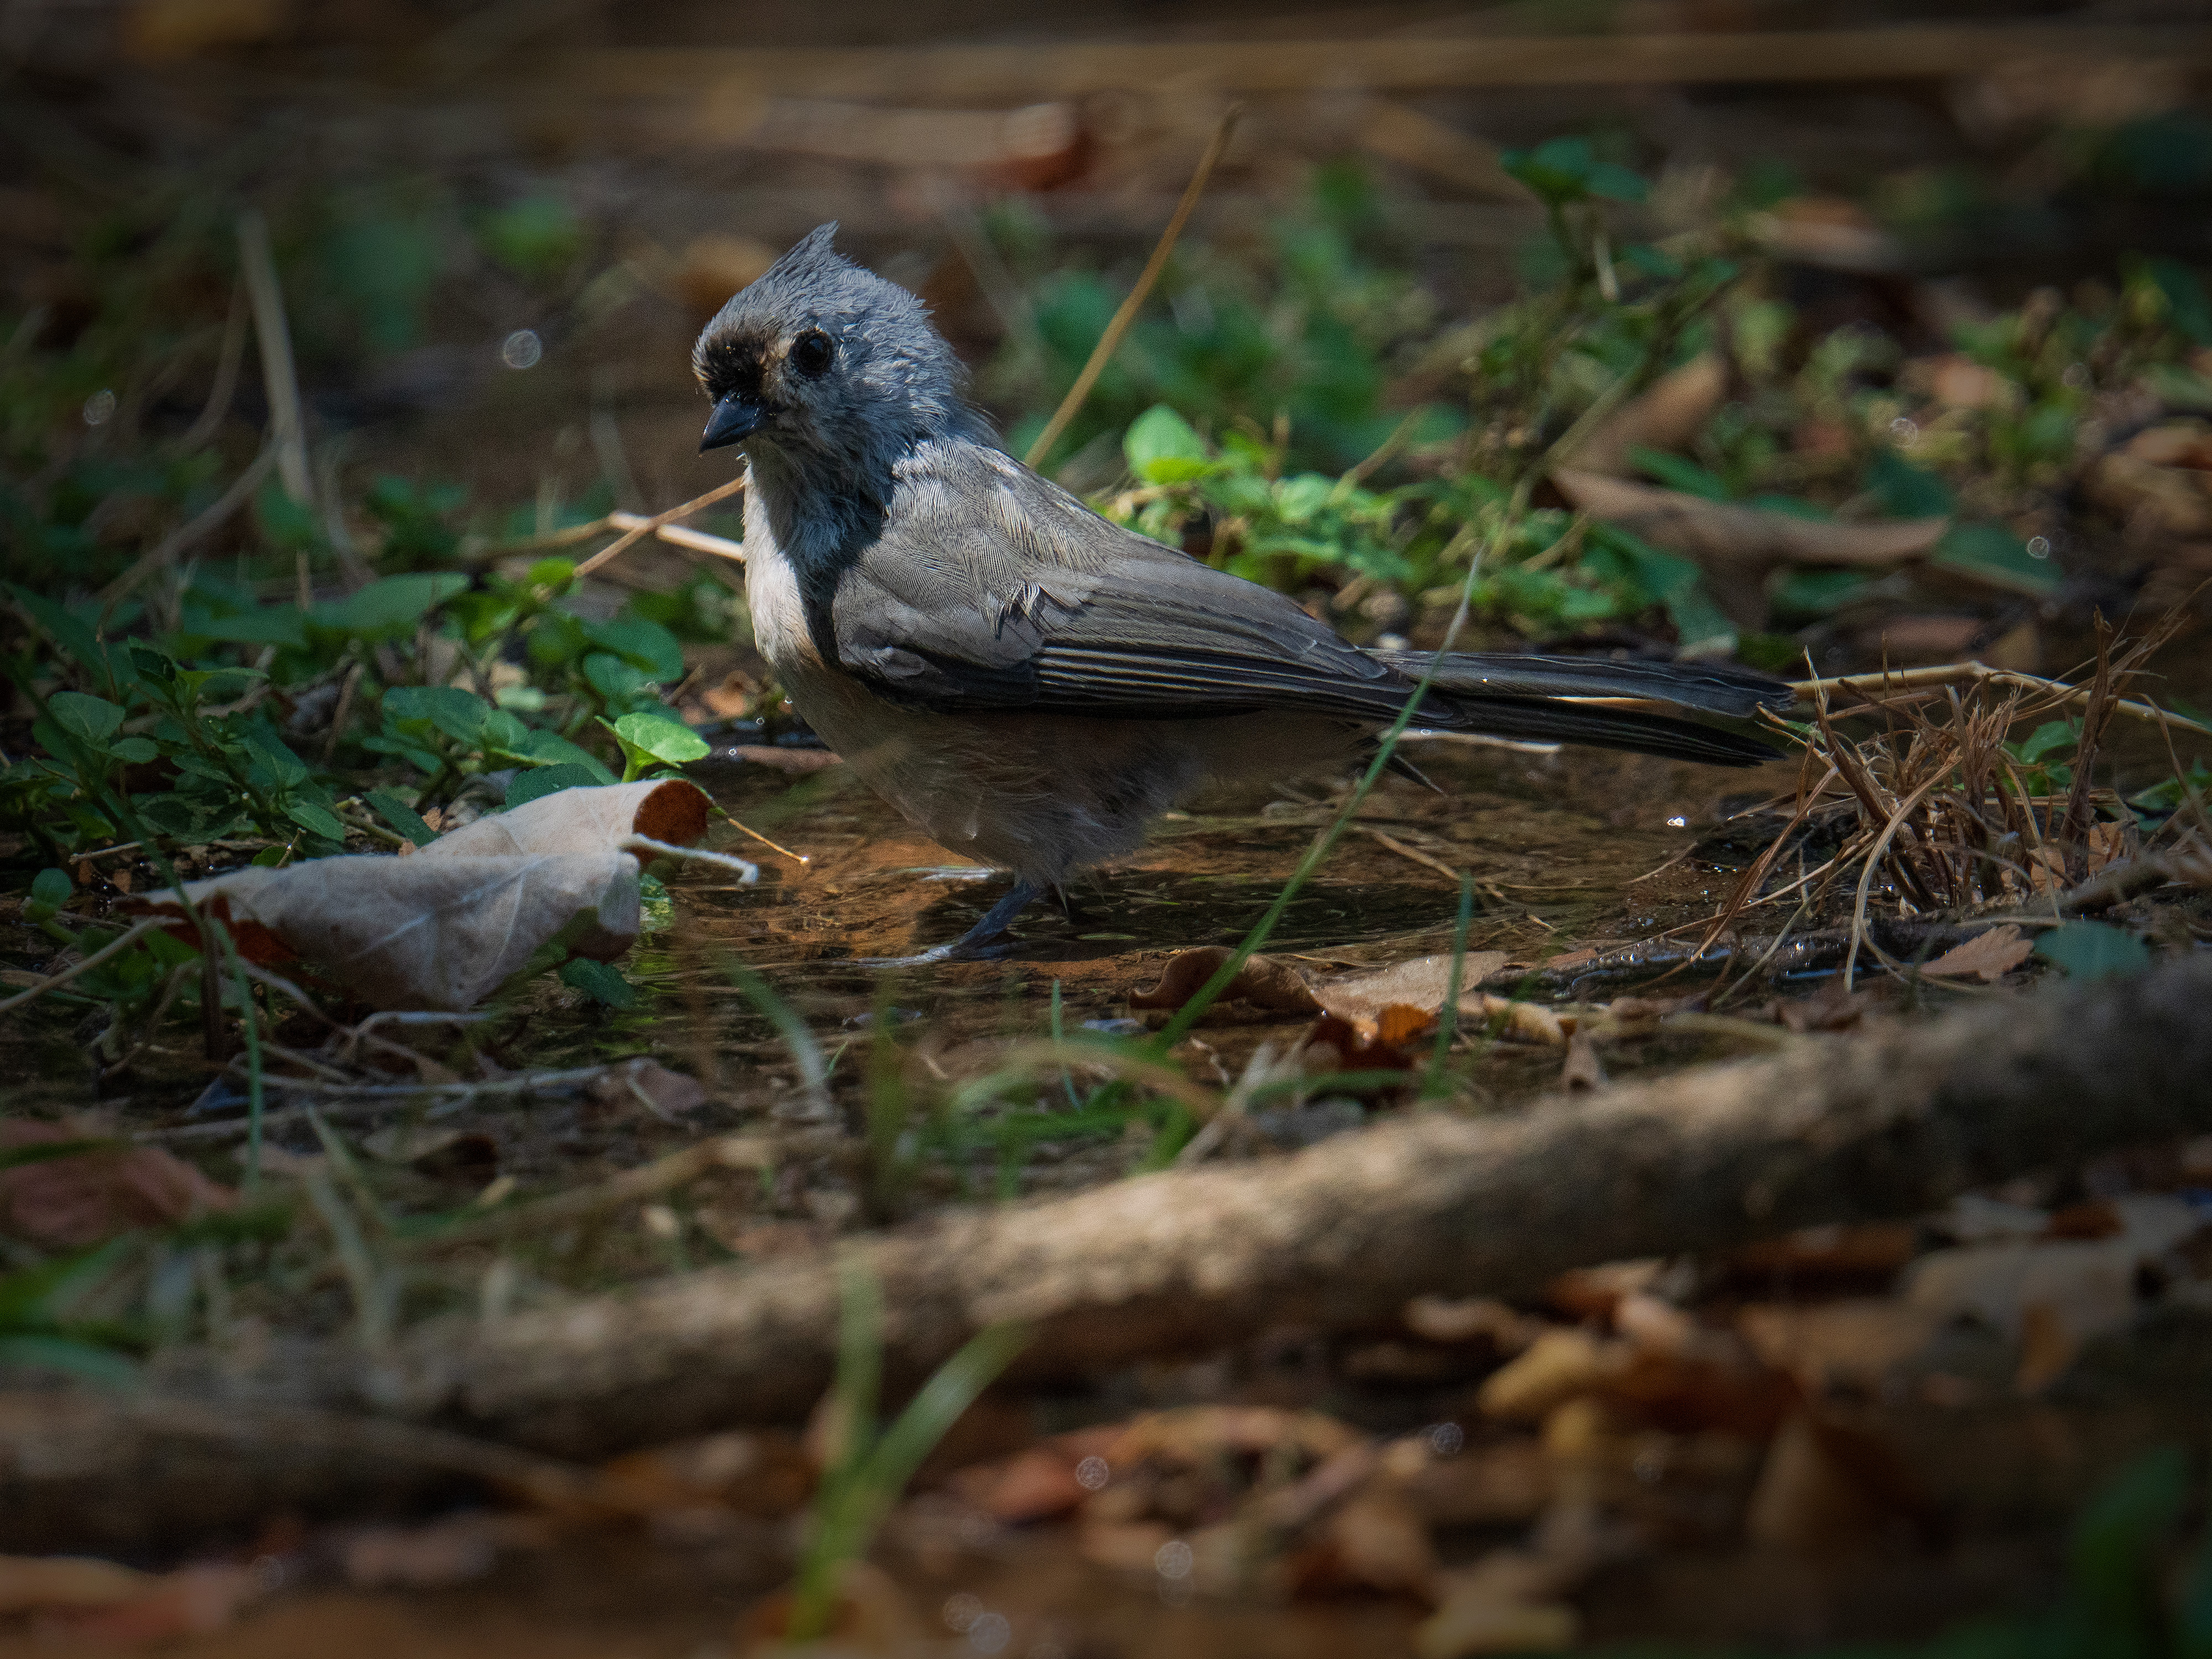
[236,209,312,505]
[175,283,248,455]
[98,446,277,610]
[1023,105,1242,469]
[400,1132,799,1253]
[1791,661,2212,740]
[572,476,748,579]
[1841,772,1947,991]
[0,918,165,1016]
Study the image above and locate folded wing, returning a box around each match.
[828,442,1785,765]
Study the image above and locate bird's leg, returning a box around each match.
[863,878,1044,967]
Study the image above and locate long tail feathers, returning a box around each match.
[1368,650,1792,719]
[1420,692,1782,767]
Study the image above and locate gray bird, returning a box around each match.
[694,226,1786,958]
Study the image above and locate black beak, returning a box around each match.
[700,393,764,453]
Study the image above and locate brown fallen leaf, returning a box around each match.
[0,1121,236,1248]
[1737,1300,1944,1395]
[1312,953,1511,1024]
[1744,1411,1889,1554]
[1557,352,1728,477]
[599,1431,812,1519]
[1129,947,1322,1015]
[1477,1329,1632,1423]
[2086,420,2212,539]
[1560,1030,1606,1091]
[1317,1489,1437,1598]
[1748,195,1907,272]
[1553,467,1947,625]
[1402,1295,1544,1350]
[587,1058,711,1121]
[950,1444,1091,1525]
[1721,1221,1923,1287]
[1918,923,2035,981]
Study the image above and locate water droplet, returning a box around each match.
[1155,1539,1194,1580]
[968,1612,1011,1654]
[2026,535,2052,559]
[1888,415,1918,444]
[81,388,116,426]
[501,328,543,369]
[1666,815,1687,828]
[942,1592,983,1632]
[1424,1421,1465,1457]
[1074,1454,1110,1489]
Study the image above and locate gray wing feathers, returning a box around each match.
[828,441,1779,763]
[837,442,1433,719]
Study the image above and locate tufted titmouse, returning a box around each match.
[694,226,1785,958]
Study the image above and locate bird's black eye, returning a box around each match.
[789,328,834,378]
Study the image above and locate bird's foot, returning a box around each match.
[861,878,1043,967]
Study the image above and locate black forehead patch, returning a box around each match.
[691,327,769,395]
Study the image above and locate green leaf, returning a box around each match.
[1768,568,1872,620]
[606,712,710,780]
[0,1334,139,1387]
[29,867,71,912]
[581,653,649,705]
[1123,405,1211,485]
[583,615,686,682]
[1864,451,1956,518]
[241,727,311,787]
[2145,255,2212,346]
[2071,1444,2191,1625]
[49,691,124,747]
[559,956,635,1008]
[1628,446,1731,500]
[185,605,309,651]
[310,573,469,639]
[0,1138,113,1173]
[109,737,159,764]
[1933,522,2061,597]
[2015,720,2078,764]
[505,764,601,808]
[284,797,348,842]
[2034,921,2151,980]
[380,685,492,747]
[513,729,617,784]
[364,789,437,846]
[0,1238,133,1328]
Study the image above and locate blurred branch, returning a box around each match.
[566,27,2212,102]
[138,956,2212,1460]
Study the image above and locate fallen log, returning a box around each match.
[91,954,2209,1479]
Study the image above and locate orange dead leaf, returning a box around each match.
[1918,924,2034,981]
[1128,947,1321,1015]
[0,1121,236,1248]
